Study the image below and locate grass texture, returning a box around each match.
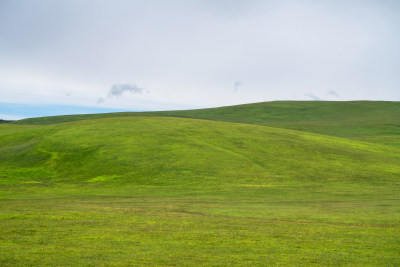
[14,101,400,146]
[1,101,400,265]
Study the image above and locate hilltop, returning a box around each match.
[14,101,400,147]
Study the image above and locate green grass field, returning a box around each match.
[1,101,400,265]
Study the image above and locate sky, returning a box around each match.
[1,0,399,119]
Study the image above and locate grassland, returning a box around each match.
[1,101,400,265]
[14,101,400,146]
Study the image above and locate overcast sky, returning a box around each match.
[1,0,399,118]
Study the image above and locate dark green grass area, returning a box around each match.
[1,115,400,265]
[13,101,400,147]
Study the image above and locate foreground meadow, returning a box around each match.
[1,102,400,265]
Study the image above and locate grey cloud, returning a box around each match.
[108,83,145,97]
[326,90,340,98]
[304,93,321,101]
[97,97,104,104]
[234,81,242,93]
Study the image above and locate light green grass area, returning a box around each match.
[14,101,400,147]
[1,102,400,265]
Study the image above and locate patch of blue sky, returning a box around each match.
[0,102,130,120]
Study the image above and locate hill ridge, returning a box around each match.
[11,100,400,148]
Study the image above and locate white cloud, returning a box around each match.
[0,0,399,113]
[0,114,25,120]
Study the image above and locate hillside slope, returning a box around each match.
[14,101,400,147]
[3,117,400,187]
[1,113,400,265]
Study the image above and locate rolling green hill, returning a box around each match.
[1,102,400,265]
[14,101,400,147]
[3,117,400,186]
